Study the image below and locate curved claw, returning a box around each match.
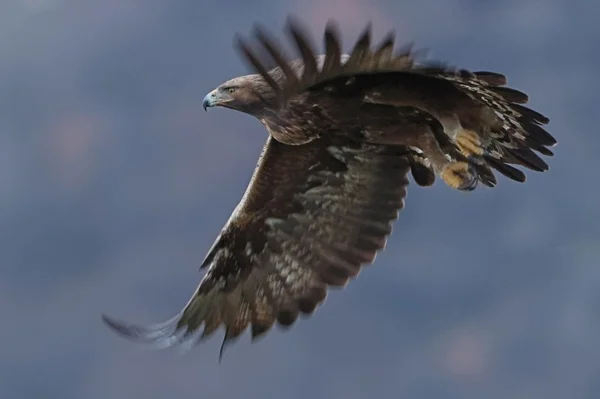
[456,128,484,158]
[441,161,478,191]
[467,155,497,188]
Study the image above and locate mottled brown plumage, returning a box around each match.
[102,17,557,359]
[103,137,412,358]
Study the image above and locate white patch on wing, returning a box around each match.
[265,217,285,227]
[244,242,253,257]
[326,145,346,162]
[201,247,234,289]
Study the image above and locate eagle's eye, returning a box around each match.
[226,87,237,94]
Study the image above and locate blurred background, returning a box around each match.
[1,0,598,398]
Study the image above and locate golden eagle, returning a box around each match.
[102,17,556,358]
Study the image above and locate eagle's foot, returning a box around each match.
[441,161,478,191]
[456,129,485,158]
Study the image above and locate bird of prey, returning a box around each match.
[102,17,557,359]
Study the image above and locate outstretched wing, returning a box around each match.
[235,17,556,186]
[102,136,411,357]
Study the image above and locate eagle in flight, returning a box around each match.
[102,17,557,358]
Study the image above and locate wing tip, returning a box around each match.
[324,19,341,36]
[101,312,185,348]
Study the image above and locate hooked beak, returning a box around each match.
[203,88,234,111]
[203,90,217,111]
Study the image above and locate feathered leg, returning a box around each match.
[365,86,492,169]
[434,112,497,187]
[455,129,484,157]
[362,122,478,191]
[435,113,487,158]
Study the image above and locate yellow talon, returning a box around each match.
[441,161,477,191]
[456,129,484,157]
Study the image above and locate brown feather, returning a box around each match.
[253,25,299,88]
[344,22,372,69]
[471,162,497,187]
[485,155,526,182]
[286,17,319,81]
[322,21,343,74]
[506,147,549,172]
[534,145,554,157]
[473,71,507,86]
[488,87,529,104]
[521,121,556,146]
[512,103,551,125]
[373,31,396,62]
[233,34,283,104]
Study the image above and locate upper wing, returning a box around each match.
[102,136,411,357]
[235,17,556,186]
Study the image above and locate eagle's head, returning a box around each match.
[203,74,275,117]
[202,55,349,119]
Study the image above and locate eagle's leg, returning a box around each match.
[437,114,486,161]
[422,146,477,191]
[455,129,484,157]
[439,161,478,191]
[406,124,478,191]
[363,125,478,191]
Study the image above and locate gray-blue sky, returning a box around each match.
[1,0,599,398]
